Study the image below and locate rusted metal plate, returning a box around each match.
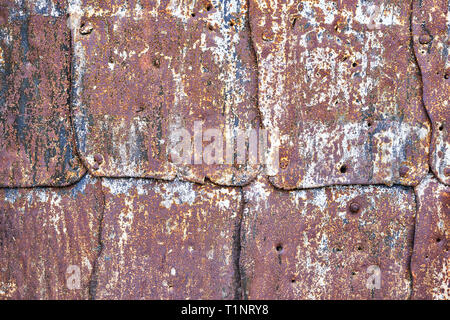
[249,0,430,189]
[240,176,416,299]
[95,178,242,299]
[412,0,450,185]
[70,0,260,186]
[0,175,102,299]
[0,2,85,187]
[411,175,449,300]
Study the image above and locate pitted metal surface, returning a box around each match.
[240,176,416,299]
[412,0,450,185]
[0,0,448,301]
[70,0,260,186]
[249,0,430,189]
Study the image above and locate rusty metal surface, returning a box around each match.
[70,0,260,186]
[95,177,242,299]
[412,0,450,185]
[0,1,85,187]
[249,0,430,189]
[411,174,449,299]
[0,174,102,299]
[240,176,416,299]
[0,0,448,302]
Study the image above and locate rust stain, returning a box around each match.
[0,0,448,301]
[0,2,85,187]
[240,176,416,299]
[70,0,260,186]
[249,0,430,189]
[411,174,449,300]
[412,0,450,185]
[0,175,102,299]
[95,177,242,299]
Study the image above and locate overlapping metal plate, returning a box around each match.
[70,0,260,185]
[0,1,85,187]
[95,178,242,299]
[411,175,449,299]
[412,0,450,185]
[240,176,416,299]
[249,0,430,189]
[0,175,102,299]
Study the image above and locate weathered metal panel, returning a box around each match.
[0,175,102,299]
[411,175,449,299]
[412,0,450,185]
[0,2,85,187]
[95,177,242,299]
[240,176,416,299]
[249,0,430,189]
[70,0,260,186]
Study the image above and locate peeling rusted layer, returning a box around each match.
[411,175,449,299]
[250,0,430,189]
[70,0,260,186]
[412,0,450,185]
[240,176,416,299]
[96,177,242,299]
[0,2,85,187]
[0,175,102,299]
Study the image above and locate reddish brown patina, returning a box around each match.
[95,177,242,299]
[412,0,450,185]
[241,176,416,299]
[249,0,430,189]
[0,0,448,301]
[0,175,102,299]
[411,175,449,299]
[71,0,260,186]
[0,2,84,187]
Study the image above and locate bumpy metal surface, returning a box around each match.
[0,1,84,187]
[95,178,242,299]
[70,0,260,186]
[0,175,102,299]
[249,0,430,189]
[0,0,448,301]
[240,176,416,299]
[411,174,449,299]
[412,0,450,185]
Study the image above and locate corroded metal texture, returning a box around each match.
[411,175,449,299]
[412,0,450,185]
[249,0,430,189]
[95,178,242,299]
[240,176,416,299]
[0,1,85,187]
[0,175,102,299]
[70,0,260,186]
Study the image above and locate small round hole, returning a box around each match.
[276,244,283,252]
[357,246,363,251]
[352,62,357,68]
[291,278,296,283]
[445,74,449,79]
[439,124,444,131]
[367,121,372,127]
[436,238,441,243]
[206,5,212,11]
[191,13,196,17]
[340,165,347,173]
